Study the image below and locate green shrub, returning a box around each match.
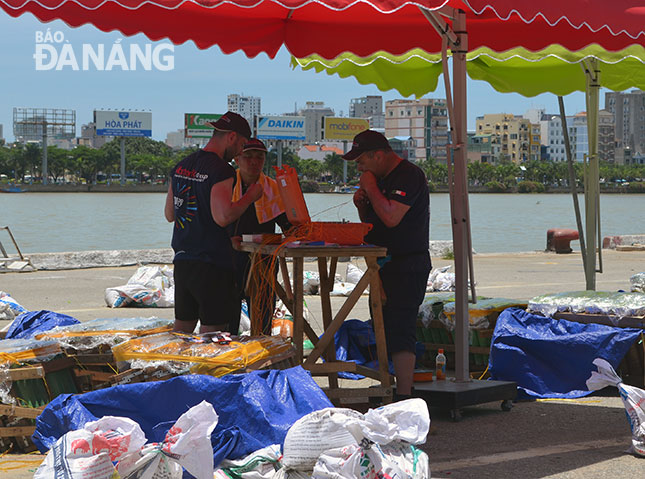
[300,180,320,193]
[485,180,507,192]
[427,181,436,193]
[442,250,455,260]
[517,180,545,193]
[627,181,645,193]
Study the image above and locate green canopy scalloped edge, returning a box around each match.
[292,45,645,98]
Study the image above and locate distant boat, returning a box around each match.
[0,185,24,193]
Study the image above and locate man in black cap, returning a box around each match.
[164,111,262,334]
[227,138,290,335]
[344,129,431,399]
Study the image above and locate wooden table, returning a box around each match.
[238,242,393,404]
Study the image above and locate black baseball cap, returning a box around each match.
[242,138,268,153]
[342,130,392,161]
[208,111,252,140]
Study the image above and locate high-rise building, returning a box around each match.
[227,94,261,126]
[0,124,4,143]
[79,122,108,148]
[545,112,611,163]
[299,101,334,143]
[350,96,383,118]
[166,129,188,149]
[605,89,645,163]
[529,123,541,161]
[598,109,615,162]
[475,113,538,163]
[571,112,589,163]
[384,98,448,162]
[524,108,553,147]
[546,115,568,162]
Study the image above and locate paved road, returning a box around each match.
[1,249,643,478]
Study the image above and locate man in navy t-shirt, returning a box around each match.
[344,130,431,399]
[164,111,262,334]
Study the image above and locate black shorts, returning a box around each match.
[377,254,431,354]
[173,260,237,330]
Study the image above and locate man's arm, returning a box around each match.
[210,177,263,227]
[353,188,371,223]
[360,171,410,228]
[164,184,175,222]
[275,212,292,233]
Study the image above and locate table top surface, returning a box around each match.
[238,241,387,258]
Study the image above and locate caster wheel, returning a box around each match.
[501,399,513,412]
[450,409,462,422]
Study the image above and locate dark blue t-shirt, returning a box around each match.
[363,159,430,257]
[170,150,235,268]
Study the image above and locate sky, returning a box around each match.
[0,12,593,143]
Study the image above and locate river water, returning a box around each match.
[1,192,643,254]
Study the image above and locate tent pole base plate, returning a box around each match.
[410,379,517,421]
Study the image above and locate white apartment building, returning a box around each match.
[547,115,567,162]
[227,94,261,127]
[385,98,448,162]
[571,113,589,163]
[299,101,335,143]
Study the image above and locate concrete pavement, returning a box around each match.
[1,249,644,478]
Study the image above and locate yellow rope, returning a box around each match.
[64,351,87,371]
[0,446,44,472]
[537,398,601,404]
[41,376,52,401]
[477,364,489,380]
[0,458,45,472]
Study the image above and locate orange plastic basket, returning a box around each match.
[306,221,372,245]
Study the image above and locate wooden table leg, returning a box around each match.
[366,257,392,394]
[279,257,293,302]
[293,257,304,364]
[318,257,339,390]
[305,268,373,366]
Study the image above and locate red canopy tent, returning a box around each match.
[3,0,644,387]
[2,0,645,57]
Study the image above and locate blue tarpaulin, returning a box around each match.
[5,310,80,339]
[33,367,332,466]
[489,308,642,399]
[334,319,395,379]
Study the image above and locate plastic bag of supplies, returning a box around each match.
[283,399,430,479]
[586,358,645,457]
[34,401,218,479]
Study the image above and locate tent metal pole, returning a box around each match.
[451,10,470,382]
[558,96,587,276]
[583,59,601,290]
[426,7,473,382]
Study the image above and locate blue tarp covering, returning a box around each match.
[334,319,423,380]
[5,310,80,339]
[489,308,642,399]
[33,367,332,466]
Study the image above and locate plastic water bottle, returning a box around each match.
[436,348,446,380]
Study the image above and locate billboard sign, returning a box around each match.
[95,110,152,137]
[324,117,369,141]
[257,116,306,141]
[185,113,222,138]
